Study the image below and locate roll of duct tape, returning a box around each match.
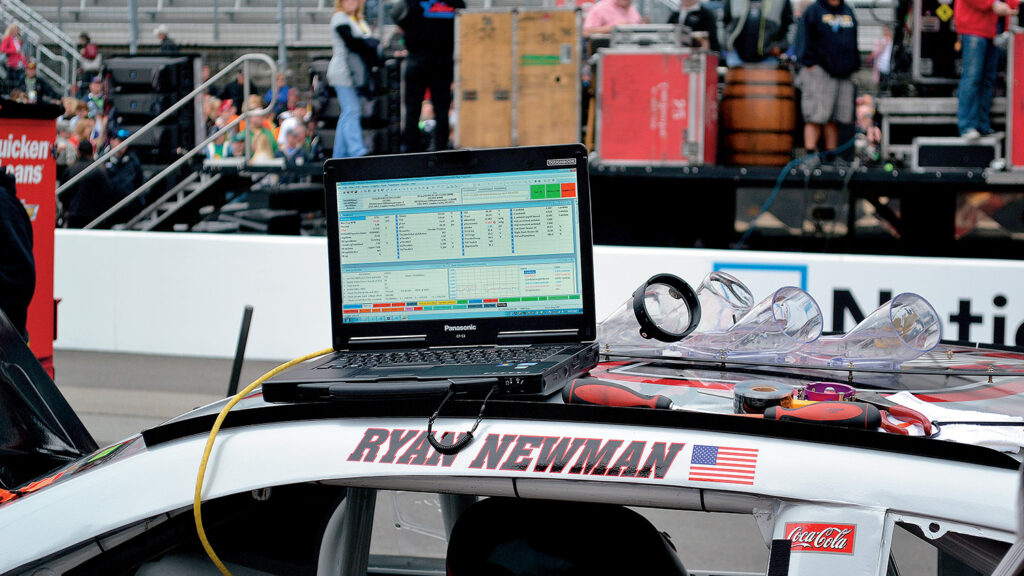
[733,381,795,414]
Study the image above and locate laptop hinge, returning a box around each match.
[346,335,427,350]
[496,329,580,344]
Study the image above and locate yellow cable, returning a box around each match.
[194,347,334,576]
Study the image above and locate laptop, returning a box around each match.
[262,144,599,403]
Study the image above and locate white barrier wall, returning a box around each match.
[54,230,1024,360]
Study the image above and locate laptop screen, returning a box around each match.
[323,144,596,348]
[335,166,585,324]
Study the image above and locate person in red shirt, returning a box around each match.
[954,0,1018,138]
[2,23,28,91]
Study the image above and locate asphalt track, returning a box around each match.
[51,350,938,574]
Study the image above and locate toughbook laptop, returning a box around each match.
[262,144,599,403]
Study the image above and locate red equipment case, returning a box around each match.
[594,48,718,166]
[1009,28,1024,170]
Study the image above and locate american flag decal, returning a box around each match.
[688,445,758,485]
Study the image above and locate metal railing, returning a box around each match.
[56,52,278,230]
[0,0,82,91]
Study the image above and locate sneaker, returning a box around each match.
[961,129,981,140]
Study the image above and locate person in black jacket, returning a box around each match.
[722,0,793,66]
[219,71,260,111]
[0,168,34,342]
[669,0,721,56]
[62,140,118,229]
[17,62,60,105]
[153,25,180,55]
[104,128,145,216]
[794,0,858,157]
[393,0,465,152]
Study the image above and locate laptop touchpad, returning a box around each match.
[361,365,432,377]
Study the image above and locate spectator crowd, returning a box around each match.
[0,0,1019,225]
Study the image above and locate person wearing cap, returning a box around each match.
[17,62,59,105]
[85,76,106,118]
[104,128,144,212]
[62,140,117,229]
[275,123,313,182]
[215,98,239,138]
[205,129,232,160]
[154,25,179,54]
[227,131,248,158]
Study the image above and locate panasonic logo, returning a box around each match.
[444,324,477,332]
[546,158,577,166]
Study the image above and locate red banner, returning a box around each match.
[1,119,57,371]
[1013,31,1024,168]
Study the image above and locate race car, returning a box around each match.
[1,305,1023,576]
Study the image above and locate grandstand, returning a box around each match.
[3,0,897,237]
[32,0,336,49]
[6,0,891,97]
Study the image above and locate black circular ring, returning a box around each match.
[630,273,701,342]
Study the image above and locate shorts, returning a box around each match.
[796,65,855,125]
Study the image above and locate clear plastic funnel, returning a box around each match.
[674,286,823,360]
[798,292,941,368]
[598,274,701,352]
[695,271,755,332]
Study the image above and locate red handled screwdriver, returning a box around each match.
[565,378,882,430]
[763,402,882,429]
[563,378,680,410]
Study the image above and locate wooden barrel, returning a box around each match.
[720,67,797,167]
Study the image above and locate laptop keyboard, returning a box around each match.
[320,344,569,369]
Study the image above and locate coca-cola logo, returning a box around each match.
[785,522,856,554]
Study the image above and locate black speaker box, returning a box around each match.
[912,137,999,170]
[106,56,191,94]
[121,123,181,162]
[111,93,171,120]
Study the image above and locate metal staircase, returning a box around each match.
[0,0,82,93]
[56,52,279,232]
[118,171,259,231]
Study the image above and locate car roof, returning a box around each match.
[1,382,1019,570]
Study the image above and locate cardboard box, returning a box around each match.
[454,8,581,148]
[454,10,514,148]
[594,48,718,166]
[515,8,580,146]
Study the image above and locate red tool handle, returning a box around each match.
[763,402,882,429]
[885,404,934,436]
[563,378,674,410]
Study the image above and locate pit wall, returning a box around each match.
[54,230,1024,360]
